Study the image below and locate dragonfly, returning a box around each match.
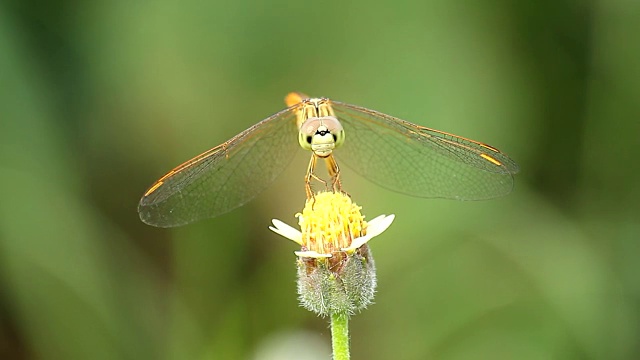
[138,92,519,227]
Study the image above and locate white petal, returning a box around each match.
[269,219,302,245]
[295,250,332,258]
[367,214,387,225]
[366,214,395,238]
[342,234,373,252]
[341,214,395,252]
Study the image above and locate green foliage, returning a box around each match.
[0,0,639,359]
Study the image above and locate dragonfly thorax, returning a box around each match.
[298,116,345,157]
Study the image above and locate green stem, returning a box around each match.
[330,312,350,360]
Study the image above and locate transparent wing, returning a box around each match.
[330,101,520,200]
[138,107,299,227]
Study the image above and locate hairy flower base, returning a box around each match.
[269,192,394,317]
[297,244,377,317]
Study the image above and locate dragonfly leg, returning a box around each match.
[324,155,345,194]
[304,155,316,199]
[305,154,329,200]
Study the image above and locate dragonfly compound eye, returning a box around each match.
[298,126,314,151]
[321,117,345,148]
[298,117,345,157]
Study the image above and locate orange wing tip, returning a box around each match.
[479,143,500,152]
[480,153,503,166]
[285,92,309,107]
[144,181,164,197]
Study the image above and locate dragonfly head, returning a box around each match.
[298,116,345,157]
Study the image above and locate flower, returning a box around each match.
[269,192,395,316]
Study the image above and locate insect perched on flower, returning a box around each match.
[138,92,518,227]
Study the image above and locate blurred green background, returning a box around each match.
[1,0,638,359]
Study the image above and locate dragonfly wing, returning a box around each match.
[330,101,519,200]
[138,108,300,227]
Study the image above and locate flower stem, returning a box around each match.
[330,312,350,360]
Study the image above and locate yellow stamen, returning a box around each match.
[297,192,367,256]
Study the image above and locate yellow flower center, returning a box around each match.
[297,192,367,255]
